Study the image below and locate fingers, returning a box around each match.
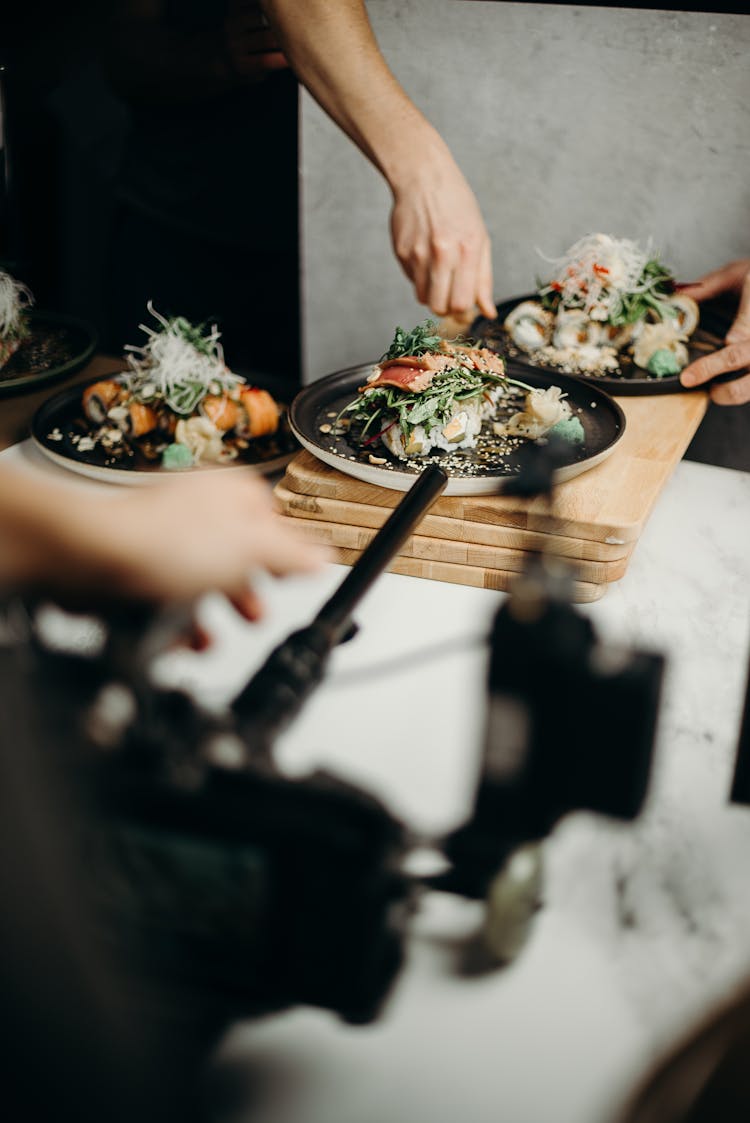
[726,270,750,343]
[390,186,495,319]
[677,260,750,406]
[676,259,750,303]
[425,236,454,317]
[185,621,213,652]
[425,234,495,319]
[447,241,481,317]
[229,586,265,622]
[709,373,750,406]
[681,338,750,398]
[108,472,330,606]
[475,238,497,321]
[255,513,331,577]
[416,239,494,320]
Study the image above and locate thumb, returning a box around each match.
[726,274,750,343]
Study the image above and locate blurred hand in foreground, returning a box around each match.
[679,259,750,405]
[0,468,329,622]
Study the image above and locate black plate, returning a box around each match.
[0,311,97,397]
[32,374,299,485]
[470,294,728,396]
[289,362,625,496]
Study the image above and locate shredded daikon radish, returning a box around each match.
[124,302,241,413]
[0,271,34,338]
[536,233,672,323]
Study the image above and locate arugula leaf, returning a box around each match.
[382,320,444,360]
[407,396,440,426]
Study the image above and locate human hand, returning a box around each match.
[2,470,328,621]
[389,147,496,322]
[679,259,750,405]
[222,0,289,83]
[94,472,328,619]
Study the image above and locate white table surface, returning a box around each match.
[4,438,750,1123]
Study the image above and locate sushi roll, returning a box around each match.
[237,387,280,439]
[552,309,604,351]
[600,321,637,351]
[661,293,700,336]
[201,392,240,432]
[82,379,125,424]
[123,401,159,438]
[504,301,553,351]
[381,399,485,459]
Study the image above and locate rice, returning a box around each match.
[382,395,487,458]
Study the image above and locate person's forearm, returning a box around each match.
[262,0,449,192]
[264,0,496,317]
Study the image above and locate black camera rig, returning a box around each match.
[1,453,665,1040]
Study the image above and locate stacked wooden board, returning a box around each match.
[274,392,708,602]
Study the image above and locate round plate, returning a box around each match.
[0,311,97,397]
[289,362,625,496]
[31,374,298,485]
[471,294,727,396]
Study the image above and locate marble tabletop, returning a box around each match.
[4,438,750,1122]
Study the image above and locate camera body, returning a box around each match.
[5,558,664,1030]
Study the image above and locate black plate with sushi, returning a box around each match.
[289,361,626,497]
[0,310,97,397]
[31,306,300,484]
[470,234,731,396]
[470,294,728,397]
[32,374,298,485]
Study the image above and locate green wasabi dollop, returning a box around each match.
[161,442,194,470]
[647,348,681,377]
[550,416,585,444]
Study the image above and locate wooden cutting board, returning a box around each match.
[278,509,633,583]
[275,483,634,570]
[276,389,708,600]
[283,391,708,546]
[326,549,607,603]
[277,473,629,561]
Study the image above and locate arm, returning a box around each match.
[263,0,496,320]
[679,259,750,405]
[0,468,327,618]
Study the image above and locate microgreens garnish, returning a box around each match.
[382,320,445,360]
[535,235,678,327]
[123,302,241,415]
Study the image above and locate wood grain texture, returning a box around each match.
[292,540,607,603]
[276,475,628,561]
[278,512,633,583]
[284,391,708,544]
[276,390,707,599]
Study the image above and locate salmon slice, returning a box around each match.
[237,387,279,438]
[202,393,240,432]
[125,401,159,437]
[82,379,124,423]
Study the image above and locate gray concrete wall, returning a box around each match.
[300,2,750,381]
